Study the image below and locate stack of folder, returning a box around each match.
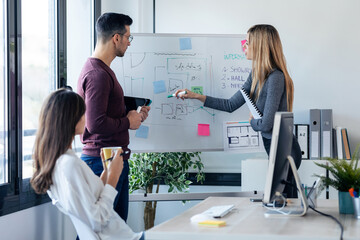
[307,109,351,160]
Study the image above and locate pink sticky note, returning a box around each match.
[198,124,210,136]
[241,39,247,52]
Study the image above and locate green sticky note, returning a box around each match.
[191,86,203,95]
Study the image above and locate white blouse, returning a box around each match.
[47,149,141,240]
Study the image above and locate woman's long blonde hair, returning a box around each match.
[31,89,86,194]
[248,24,294,112]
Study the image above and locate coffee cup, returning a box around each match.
[102,146,122,168]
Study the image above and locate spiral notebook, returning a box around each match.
[239,87,262,119]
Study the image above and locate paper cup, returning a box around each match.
[102,147,122,168]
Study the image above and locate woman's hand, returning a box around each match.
[249,113,254,123]
[106,148,124,188]
[174,88,206,103]
[99,149,108,185]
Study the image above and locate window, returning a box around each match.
[0,0,7,184]
[21,0,56,179]
[0,0,93,217]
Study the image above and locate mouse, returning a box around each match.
[190,214,214,223]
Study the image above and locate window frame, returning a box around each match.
[0,0,71,217]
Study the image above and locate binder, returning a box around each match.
[332,128,338,158]
[239,87,262,119]
[309,109,321,159]
[320,109,333,158]
[295,124,309,159]
[335,126,343,159]
[341,128,351,160]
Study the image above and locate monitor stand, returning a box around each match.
[264,155,308,218]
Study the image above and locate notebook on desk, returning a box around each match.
[239,87,262,119]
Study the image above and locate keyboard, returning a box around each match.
[202,204,235,218]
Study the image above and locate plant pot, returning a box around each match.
[338,191,354,214]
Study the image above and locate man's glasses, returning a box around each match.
[113,33,133,43]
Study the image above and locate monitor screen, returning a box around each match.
[263,112,294,204]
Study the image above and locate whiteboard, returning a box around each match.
[111,34,252,152]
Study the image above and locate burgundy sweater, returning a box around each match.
[77,58,131,159]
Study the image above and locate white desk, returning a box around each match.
[146,197,360,240]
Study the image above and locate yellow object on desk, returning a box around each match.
[198,220,226,227]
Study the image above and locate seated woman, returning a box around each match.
[31,88,144,240]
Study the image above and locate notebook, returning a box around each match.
[239,87,262,119]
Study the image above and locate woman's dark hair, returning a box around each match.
[31,88,86,194]
[96,12,133,42]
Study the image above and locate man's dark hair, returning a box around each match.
[96,12,133,42]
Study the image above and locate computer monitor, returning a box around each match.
[263,112,308,217]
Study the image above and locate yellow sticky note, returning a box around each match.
[198,220,226,227]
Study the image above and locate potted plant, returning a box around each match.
[314,144,360,214]
[129,152,205,229]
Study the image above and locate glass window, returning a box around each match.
[0,0,7,184]
[22,0,56,179]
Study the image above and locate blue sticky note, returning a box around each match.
[153,80,166,94]
[135,125,149,139]
[179,38,192,50]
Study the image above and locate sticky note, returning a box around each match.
[191,86,203,95]
[198,220,226,227]
[241,39,247,52]
[135,125,149,139]
[198,124,210,136]
[179,38,192,50]
[153,80,166,94]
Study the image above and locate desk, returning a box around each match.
[146,197,360,240]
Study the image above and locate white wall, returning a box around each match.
[155,0,360,153]
[102,0,154,33]
[0,203,76,240]
[66,0,93,89]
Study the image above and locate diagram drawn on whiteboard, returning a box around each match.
[109,34,252,151]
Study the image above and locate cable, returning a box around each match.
[309,205,343,240]
[281,179,344,240]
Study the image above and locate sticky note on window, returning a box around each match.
[153,80,166,94]
[179,38,192,50]
[135,125,149,139]
[191,86,203,95]
[198,124,210,136]
[241,39,247,52]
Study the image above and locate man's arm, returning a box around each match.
[82,72,130,134]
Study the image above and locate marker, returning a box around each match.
[349,188,355,197]
[137,106,142,113]
[167,91,187,98]
[105,150,130,162]
[354,191,359,198]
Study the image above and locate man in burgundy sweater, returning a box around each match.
[77,13,150,222]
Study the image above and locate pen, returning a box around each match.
[307,181,316,199]
[105,150,130,162]
[167,91,187,98]
[307,176,322,198]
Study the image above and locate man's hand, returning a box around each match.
[139,106,151,122]
[127,110,142,129]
